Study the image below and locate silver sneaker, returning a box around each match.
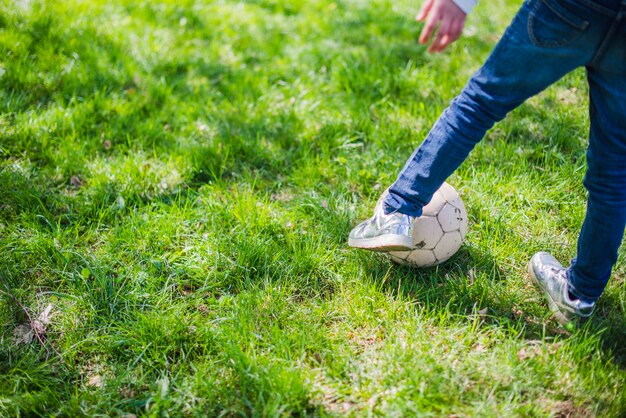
[528,252,595,326]
[348,194,414,252]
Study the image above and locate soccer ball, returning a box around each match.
[388,182,468,267]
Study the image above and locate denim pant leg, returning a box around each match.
[568,25,626,302]
[383,0,602,216]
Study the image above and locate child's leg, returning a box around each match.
[568,59,626,302]
[384,0,608,216]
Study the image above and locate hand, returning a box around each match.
[417,0,467,53]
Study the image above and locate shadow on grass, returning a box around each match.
[360,244,626,370]
[585,300,626,369]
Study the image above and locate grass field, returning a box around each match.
[1,0,625,416]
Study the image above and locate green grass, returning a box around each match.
[1,0,625,416]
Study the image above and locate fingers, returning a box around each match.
[417,0,467,52]
[430,17,464,52]
[446,18,465,47]
[418,10,466,51]
[451,18,464,41]
[416,0,434,21]
[419,8,439,45]
[429,17,451,52]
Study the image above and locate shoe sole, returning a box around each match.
[527,260,571,326]
[348,235,413,252]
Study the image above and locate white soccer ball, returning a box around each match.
[388,182,468,267]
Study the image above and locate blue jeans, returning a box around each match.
[384,0,626,303]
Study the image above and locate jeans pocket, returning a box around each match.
[528,0,590,47]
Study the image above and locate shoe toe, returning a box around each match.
[349,219,370,240]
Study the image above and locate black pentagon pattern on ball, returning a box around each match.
[389,182,468,268]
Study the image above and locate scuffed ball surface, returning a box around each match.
[389,182,468,267]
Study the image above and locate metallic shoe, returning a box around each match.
[528,252,595,326]
[348,194,414,252]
